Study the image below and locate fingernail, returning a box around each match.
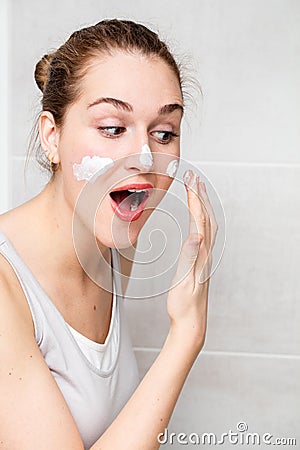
[200,181,207,193]
[183,169,197,191]
[183,169,193,187]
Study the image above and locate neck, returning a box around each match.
[28,177,112,288]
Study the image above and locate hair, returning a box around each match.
[27,19,197,176]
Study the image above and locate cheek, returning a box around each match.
[72,155,114,182]
[156,174,173,193]
[59,125,115,180]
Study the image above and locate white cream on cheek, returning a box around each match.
[166,159,179,178]
[73,155,114,181]
[139,144,153,168]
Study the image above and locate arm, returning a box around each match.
[91,321,203,450]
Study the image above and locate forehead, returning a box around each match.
[78,51,183,108]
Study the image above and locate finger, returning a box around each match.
[193,177,210,275]
[198,180,218,247]
[197,177,211,249]
[183,170,205,240]
[176,170,207,289]
[174,170,205,289]
[195,179,217,283]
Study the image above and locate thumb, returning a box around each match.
[173,233,202,284]
[183,233,202,258]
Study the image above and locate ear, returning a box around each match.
[39,111,60,164]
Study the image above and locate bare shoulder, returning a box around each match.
[0,254,34,335]
[0,251,34,335]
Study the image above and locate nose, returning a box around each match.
[123,142,154,173]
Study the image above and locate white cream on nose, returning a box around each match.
[73,155,114,181]
[139,144,153,168]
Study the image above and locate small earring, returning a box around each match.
[50,161,60,173]
[48,154,60,173]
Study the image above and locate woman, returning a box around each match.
[0,19,218,449]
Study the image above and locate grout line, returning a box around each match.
[202,350,300,360]
[133,347,300,360]
[190,161,300,168]
[13,155,300,169]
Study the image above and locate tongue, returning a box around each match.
[119,193,135,211]
[111,191,141,212]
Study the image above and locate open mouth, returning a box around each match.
[109,183,153,222]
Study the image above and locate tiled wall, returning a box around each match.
[8,0,299,447]
[127,161,300,447]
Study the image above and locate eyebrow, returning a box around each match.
[87,97,184,116]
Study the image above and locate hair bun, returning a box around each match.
[34,52,55,93]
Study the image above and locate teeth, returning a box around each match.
[130,202,139,211]
[127,189,147,212]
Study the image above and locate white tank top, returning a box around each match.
[0,229,140,450]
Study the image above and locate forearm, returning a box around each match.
[90,325,201,450]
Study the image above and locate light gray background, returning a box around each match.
[2,0,299,447]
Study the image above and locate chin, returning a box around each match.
[94,184,160,250]
[96,207,153,250]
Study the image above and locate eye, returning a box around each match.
[98,126,126,137]
[152,130,179,144]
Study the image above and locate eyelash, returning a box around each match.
[98,126,125,137]
[153,131,180,144]
[97,127,179,144]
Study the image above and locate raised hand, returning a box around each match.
[166,169,218,351]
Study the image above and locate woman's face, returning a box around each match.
[54,51,183,248]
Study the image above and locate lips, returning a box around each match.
[109,183,153,222]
